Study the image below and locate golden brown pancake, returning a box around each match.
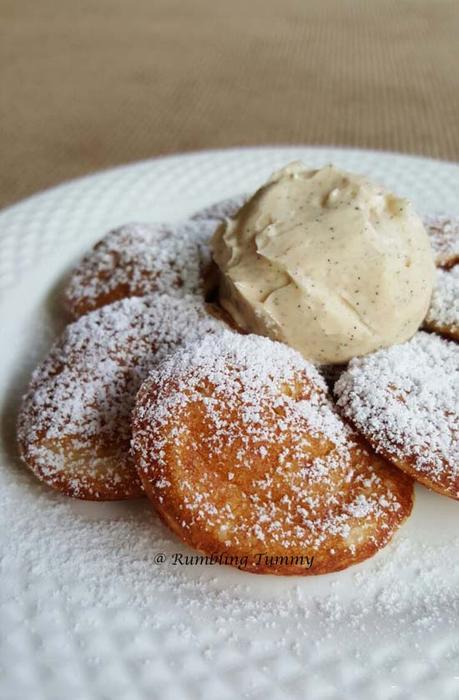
[424,214,459,269]
[64,197,248,319]
[18,294,225,500]
[424,266,459,342]
[335,332,459,500]
[133,331,414,575]
[63,220,214,319]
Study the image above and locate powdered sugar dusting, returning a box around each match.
[1,464,458,647]
[424,214,459,269]
[335,332,459,499]
[425,266,459,340]
[2,200,459,683]
[2,154,459,691]
[133,332,412,572]
[18,294,226,498]
[64,219,216,317]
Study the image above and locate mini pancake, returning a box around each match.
[191,195,249,302]
[335,332,459,500]
[132,332,413,576]
[424,215,459,269]
[18,294,225,500]
[63,220,215,319]
[424,266,459,342]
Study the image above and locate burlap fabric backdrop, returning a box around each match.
[1,0,458,209]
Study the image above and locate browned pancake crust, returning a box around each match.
[63,220,214,319]
[424,266,459,342]
[18,294,225,500]
[335,332,459,500]
[133,332,413,576]
[424,215,459,269]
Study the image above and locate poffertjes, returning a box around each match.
[335,332,459,500]
[132,332,414,576]
[18,294,225,500]
[64,199,251,320]
[424,215,459,269]
[424,266,459,342]
[63,220,214,319]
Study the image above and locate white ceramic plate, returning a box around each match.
[1,147,458,700]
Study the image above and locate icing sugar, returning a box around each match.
[424,214,459,268]
[64,219,216,317]
[425,266,459,338]
[3,201,459,672]
[18,294,225,497]
[133,331,411,566]
[335,332,459,496]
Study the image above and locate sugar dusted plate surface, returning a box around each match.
[1,147,459,700]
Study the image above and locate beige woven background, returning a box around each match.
[1,0,458,209]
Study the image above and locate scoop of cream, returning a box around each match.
[211,162,435,364]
